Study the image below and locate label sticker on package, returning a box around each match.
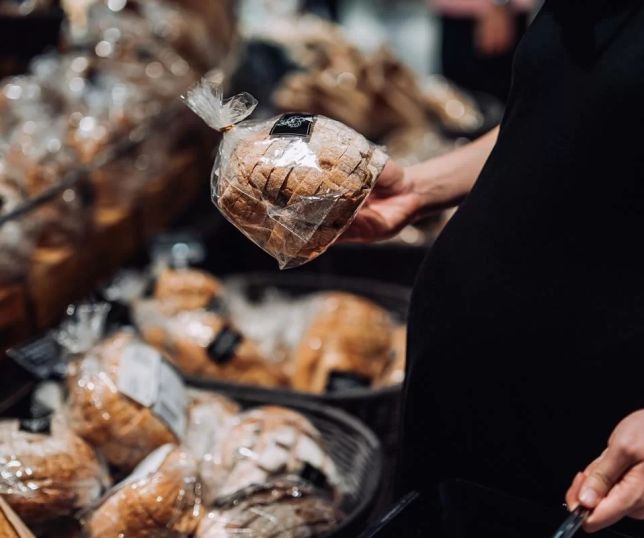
[153,362,187,439]
[117,343,162,407]
[207,326,243,365]
[270,113,316,138]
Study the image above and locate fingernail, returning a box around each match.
[579,488,599,506]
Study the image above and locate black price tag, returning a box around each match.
[19,401,53,435]
[207,327,243,365]
[7,335,64,380]
[270,113,316,139]
[325,371,371,393]
[299,462,329,490]
[205,296,226,315]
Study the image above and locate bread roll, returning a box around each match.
[292,293,394,393]
[134,298,288,387]
[0,414,108,524]
[154,268,225,312]
[66,330,181,471]
[84,445,201,538]
[197,481,341,538]
[209,406,339,501]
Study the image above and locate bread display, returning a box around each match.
[133,298,288,387]
[378,326,407,387]
[292,293,394,393]
[66,329,186,471]
[83,445,202,538]
[154,267,226,312]
[197,481,341,538]
[0,414,108,525]
[207,406,339,501]
[184,81,387,269]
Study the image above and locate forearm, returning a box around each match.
[406,126,499,215]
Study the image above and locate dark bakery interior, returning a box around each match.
[2,1,643,537]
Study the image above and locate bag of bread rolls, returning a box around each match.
[133,298,288,387]
[83,444,202,538]
[152,267,226,312]
[0,497,35,538]
[292,292,395,393]
[197,480,342,538]
[206,406,340,502]
[0,412,109,525]
[66,329,188,471]
[183,79,388,269]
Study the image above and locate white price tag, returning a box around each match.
[154,362,188,440]
[117,344,161,407]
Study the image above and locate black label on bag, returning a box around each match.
[207,326,243,365]
[7,335,64,381]
[300,462,329,490]
[325,371,371,393]
[205,296,227,315]
[270,113,316,138]
[19,402,54,435]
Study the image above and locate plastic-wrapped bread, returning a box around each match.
[0,493,36,538]
[133,298,288,387]
[183,80,388,269]
[0,181,33,285]
[292,293,394,393]
[207,406,339,502]
[83,445,202,538]
[66,329,187,471]
[185,391,240,505]
[378,325,407,387]
[197,480,341,538]
[153,267,226,312]
[0,413,108,525]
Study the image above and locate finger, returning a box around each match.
[565,472,585,510]
[584,470,644,533]
[578,446,636,509]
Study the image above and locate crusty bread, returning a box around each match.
[185,391,240,504]
[197,481,341,538]
[209,406,338,501]
[154,268,225,311]
[66,330,179,471]
[0,415,107,525]
[216,116,387,268]
[378,325,406,387]
[134,299,288,387]
[292,293,394,393]
[84,446,201,538]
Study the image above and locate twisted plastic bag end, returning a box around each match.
[182,79,258,132]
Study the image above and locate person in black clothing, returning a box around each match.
[344,0,644,534]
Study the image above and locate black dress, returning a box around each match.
[402,0,644,529]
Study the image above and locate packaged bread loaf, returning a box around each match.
[197,480,341,538]
[133,298,288,387]
[0,494,36,538]
[0,412,108,525]
[153,267,226,312]
[66,329,188,471]
[83,444,202,538]
[292,293,394,393]
[185,391,240,505]
[206,406,339,502]
[183,79,388,269]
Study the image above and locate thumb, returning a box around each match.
[579,447,634,509]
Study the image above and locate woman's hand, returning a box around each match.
[475,5,516,57]
[566,410,644,532]
[341,160,421,243]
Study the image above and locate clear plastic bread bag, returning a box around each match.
[65,327,188,472]
[82,444,202,538]
[183,79,388,269]
[0,411,110,525]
